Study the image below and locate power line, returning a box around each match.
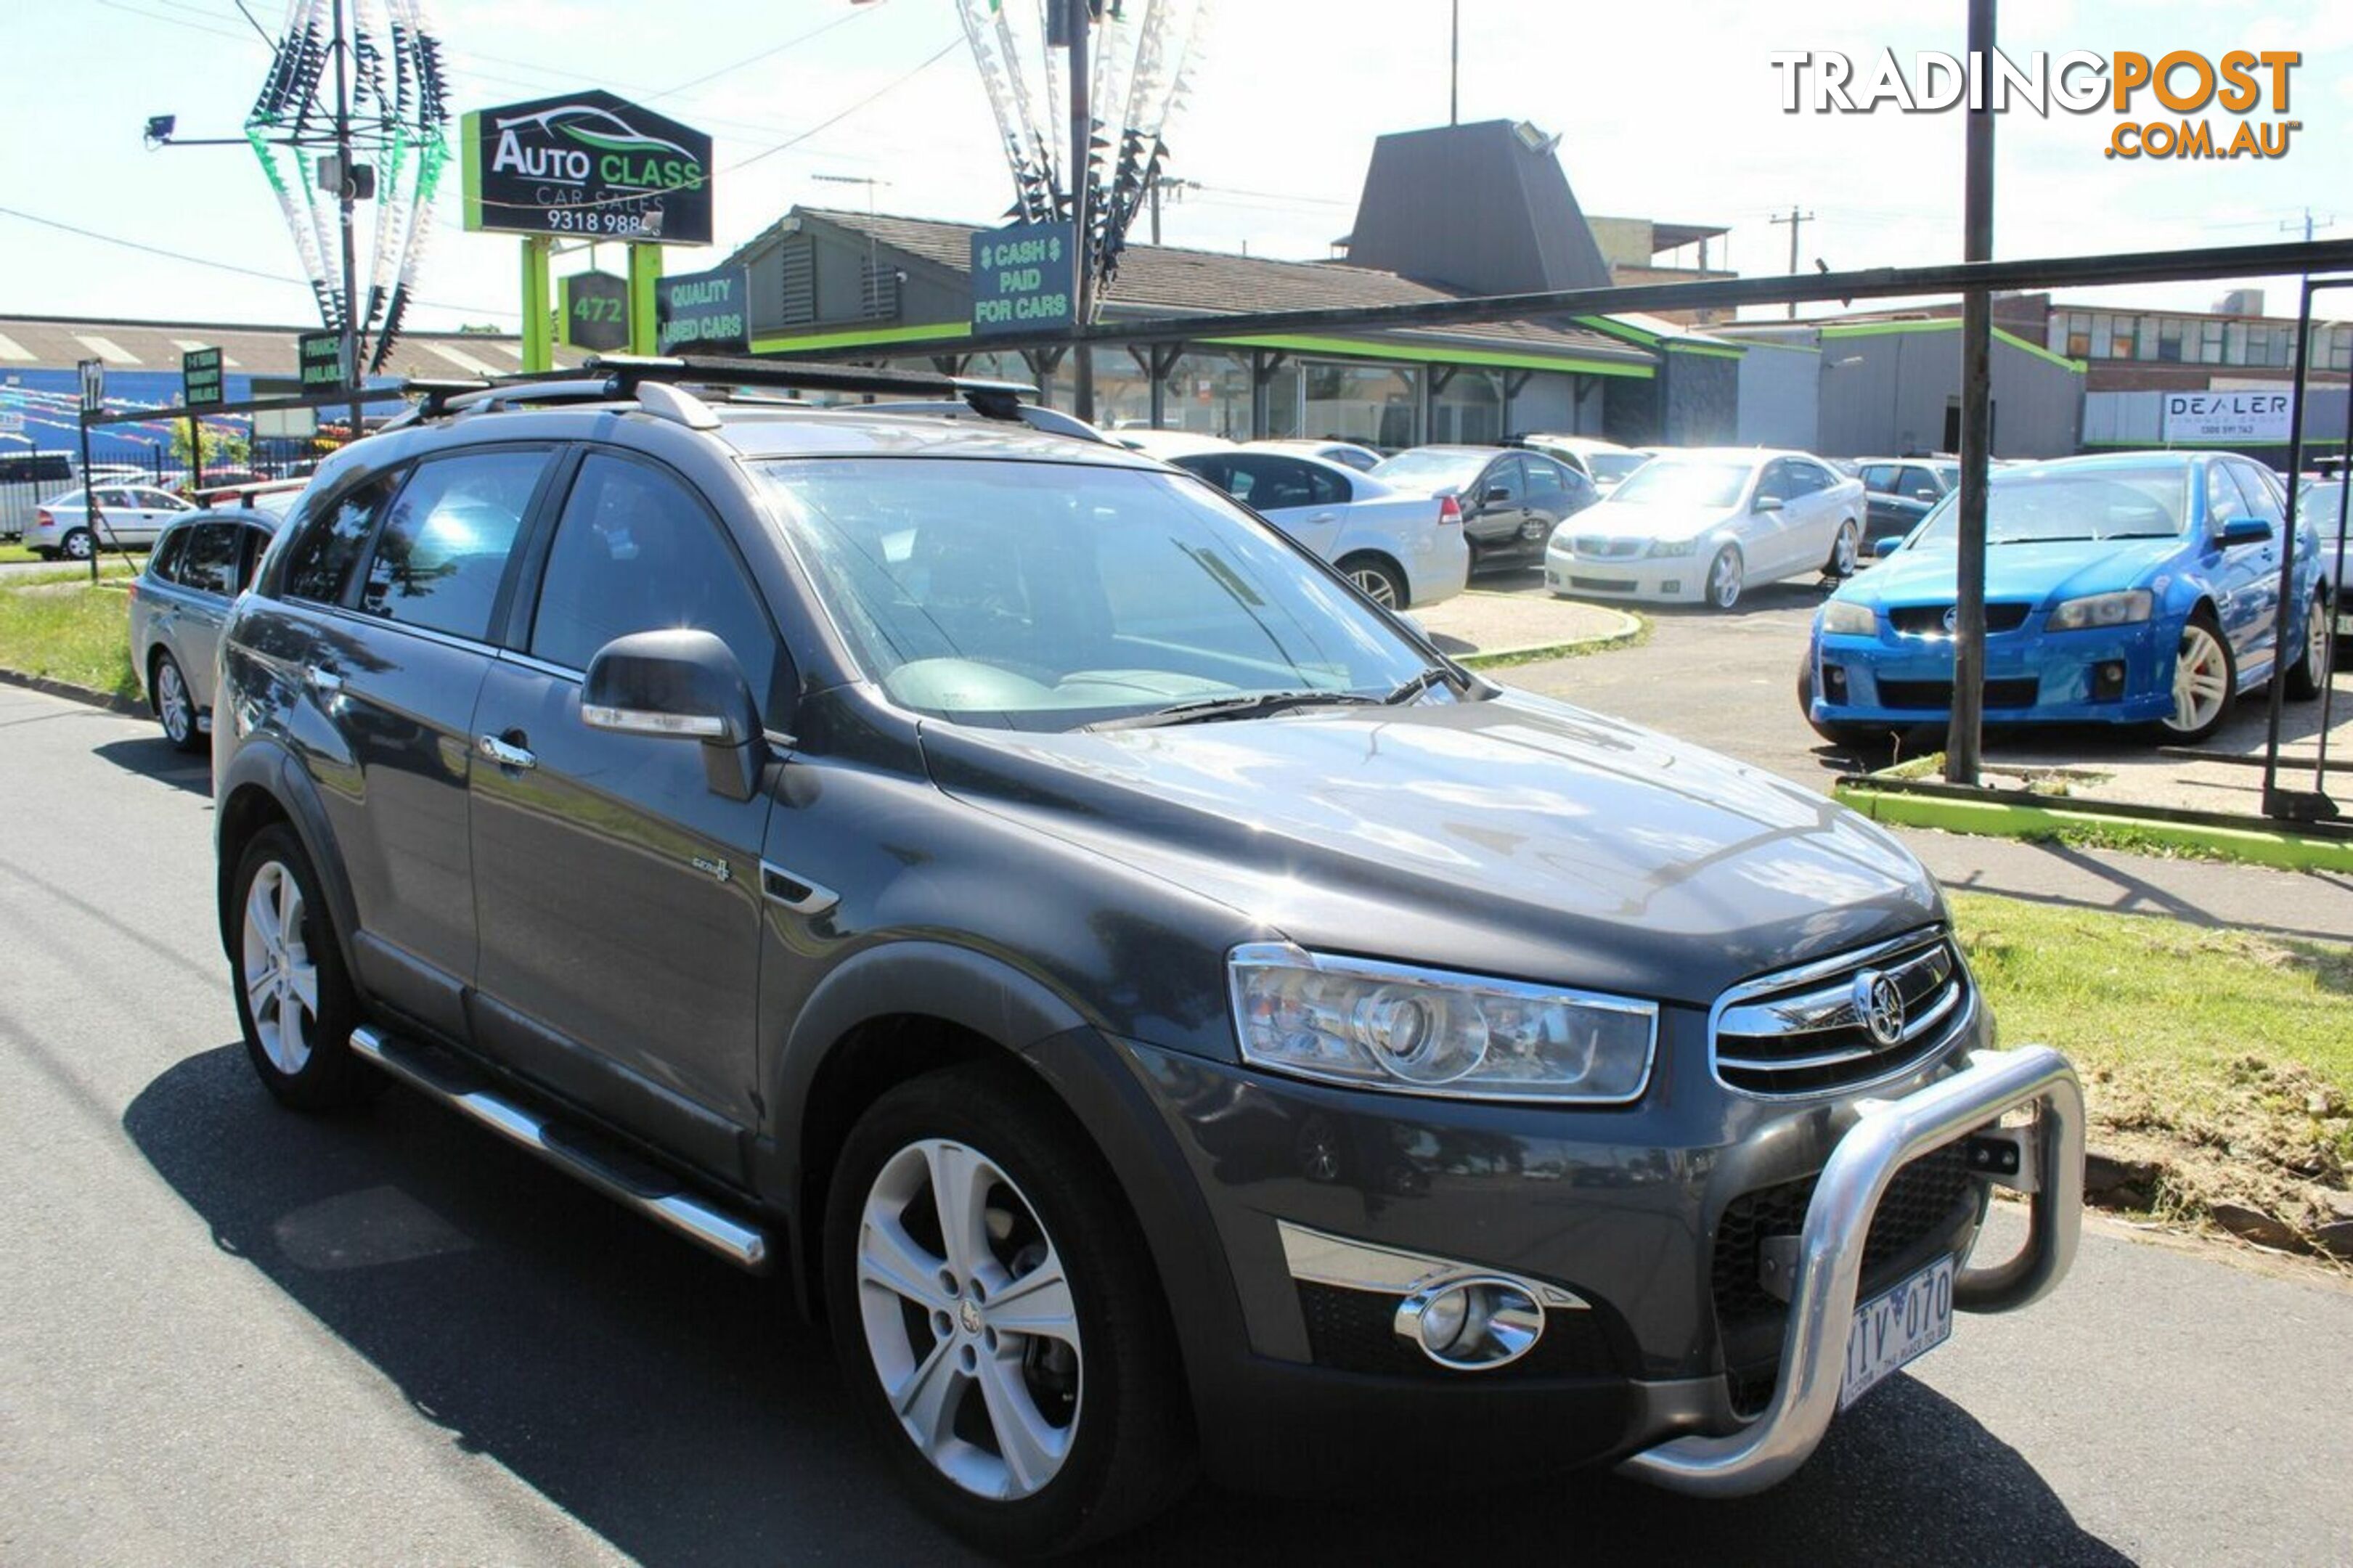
[654,7,881,100]
[727,38,964,173]
[0,205,518,319]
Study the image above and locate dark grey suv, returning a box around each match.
[213,358,2081,1556]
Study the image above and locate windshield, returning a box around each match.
[1586,452,1650,485]
[1608,459,1753,509]
[1910,465,2189,546]
[2304,481,2349,539]
[757,457,1441,731]
[1369,449,1487,491]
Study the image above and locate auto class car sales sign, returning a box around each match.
[460,90,712,245]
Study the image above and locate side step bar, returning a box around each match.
[349,1025,772,1273]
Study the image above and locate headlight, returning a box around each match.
[2047,589,2153,631]
[1821,599,1877,636]
[1228,942,1657,1103]
[1647,536,1698,558]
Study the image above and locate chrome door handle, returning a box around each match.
[306,667,343,695]
[477,734,536,770]
[1305,512,1339,525]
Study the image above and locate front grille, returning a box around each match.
[1888,602,2031,636]
[1876,677,2039,710]
[1568,535,1646,559]
[1713,931,1970,1095]
[1713,1142,1985,1414]
[1294,1282,1617,1381]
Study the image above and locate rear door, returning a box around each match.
[1224,453,1345,560]
[468,449,784,1173]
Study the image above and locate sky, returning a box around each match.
[1,0,2349,334]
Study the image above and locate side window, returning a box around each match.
[1897,465,1940,501]
[237,526,273,592]
[528,454,785,715]
[1755,461,1792,503]
[357,449,547,640]
[1305,463,1352,507]
[148,527,191,585]
[1860,464,1896,491]
[2204,462,2244,527]
[1484,456,1525,501]
[96,488,137,510]
[1184,457,1236,498]
[283,473,396,605]
[1232,457,1318,511]
[1787,461,1832,497]
[1525,459,1565,501]
[138,489,189,511]
[180,523,241,597]
[2224,462,2283,528]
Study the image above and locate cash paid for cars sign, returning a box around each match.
[971,219,1075,337]
[2163,390,2293,444]
[462,90,711,245]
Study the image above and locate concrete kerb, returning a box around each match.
[1835,777,2353,875]
[0,665,146,718]
[1424,593,1649,670]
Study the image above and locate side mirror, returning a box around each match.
[2216,515,2272,547]
[582,628,768,801]
[1482,486,1513,505]
[1753,495,1785,514]
[1870,534,1904,559]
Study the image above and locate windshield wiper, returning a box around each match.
[1082,689,1379,732]
[1382,664,1472,705]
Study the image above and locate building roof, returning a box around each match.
[745,208,1652,370]
[0,314,576,380]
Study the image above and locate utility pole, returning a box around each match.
[330,0,362,439]
[1067,0,1094,422]
[2282,208,2338,243]
[1770,208,1814,319]
[1947,0,1997,788]
[1450,0,1460,126]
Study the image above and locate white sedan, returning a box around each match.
[1544,448,1864,609]
[1171,447,1469,609]
[24,483,197,561]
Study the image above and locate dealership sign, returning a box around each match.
[656,266,749,354]
[461,91,711,245]
[560,270,631,353]
[2164,390,2292,444]
[298,330,346,391]
[971,219,1074,337]
[182,346,224,409]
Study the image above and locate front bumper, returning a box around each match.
[1811,620,2174,726]
[1544,546,1707,603]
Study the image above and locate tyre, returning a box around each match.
[2157,611,2235,744]
[1706,544,1744,611]
[229,824,375,1111]
[2284,589,2331,701]
[1823,519,1860,578]
[1797,653,1891,751]
[825,1063,1194,1557]
[1337,552,1407,610]
[60,528,93,561]
[152,650,203,753]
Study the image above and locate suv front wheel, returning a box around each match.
[824,1062,1193,1556]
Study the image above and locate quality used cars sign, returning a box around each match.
[462,90,712,244]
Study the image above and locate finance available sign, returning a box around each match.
[461,91,712,245]
[2163,390,2292,444]
[656,266,749,354]
[971,219,1074,337]
[298,330,346,391]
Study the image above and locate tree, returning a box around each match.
[171,420,250,470]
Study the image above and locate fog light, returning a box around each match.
[1660,579,1681,595]
[1822,663,1849,701]
[2092,661,2126,701]
[1393,1277,1545,1370]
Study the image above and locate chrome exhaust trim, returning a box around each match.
[350,1025,771,1273]
[1619,1045,2084,1497]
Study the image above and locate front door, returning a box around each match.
[468,450,784,1175]
[2212,460,2285,674]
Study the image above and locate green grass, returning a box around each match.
[0,544,38,565]
[1952,891,2352,1239]
[2025,822,2237,864]
[1459,613,1651,671]
[0,580,139,701]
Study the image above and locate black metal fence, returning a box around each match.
[0,444,325,544]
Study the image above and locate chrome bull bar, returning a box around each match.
[1621,1045,2084,1497]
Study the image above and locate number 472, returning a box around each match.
[574,298,624,324]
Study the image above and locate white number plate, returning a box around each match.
[1839,1254,1954,1410]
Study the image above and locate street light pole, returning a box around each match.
[1947,0,1997,786]
[330,0,362,438]
[1068,0,1094,422]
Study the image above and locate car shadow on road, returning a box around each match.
[126,1048,2133,1568]
[91,734,212,797]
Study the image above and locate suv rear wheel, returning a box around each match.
[231,824,375,1111]
[824,1062,1193,1556]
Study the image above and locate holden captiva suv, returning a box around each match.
[213,357,2081,1557]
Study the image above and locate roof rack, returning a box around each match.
[580,353,1038,406]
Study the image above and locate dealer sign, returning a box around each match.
[462,90,711,245]
[2164,390,2292,444]
[656,266,749,355]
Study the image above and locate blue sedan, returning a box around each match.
[1801,451,2332,746]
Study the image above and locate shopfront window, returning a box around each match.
[1431,369,1505,445]
[1160,350,1253,437]
[1302,361,1421,451]
[1089,346,1154,432]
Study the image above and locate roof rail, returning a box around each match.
[382,377,494,430]
[582,354,1038,404]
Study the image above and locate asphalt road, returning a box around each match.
[2,682,2349,1566]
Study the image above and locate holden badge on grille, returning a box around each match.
[1854,969,1907,1046]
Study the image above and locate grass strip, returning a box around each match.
[0,580,140,701]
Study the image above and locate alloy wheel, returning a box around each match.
[157,659,192,746]
[855,1138,1082,1501]
[1831,521,1859,576]
[1709,547,1743,609]
[2308,595,2332,682]
[1349,566,1399,608]
[241,860,320,1074]
[2166,623,2230,733]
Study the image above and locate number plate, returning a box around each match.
[1839,1254,1954,1410]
